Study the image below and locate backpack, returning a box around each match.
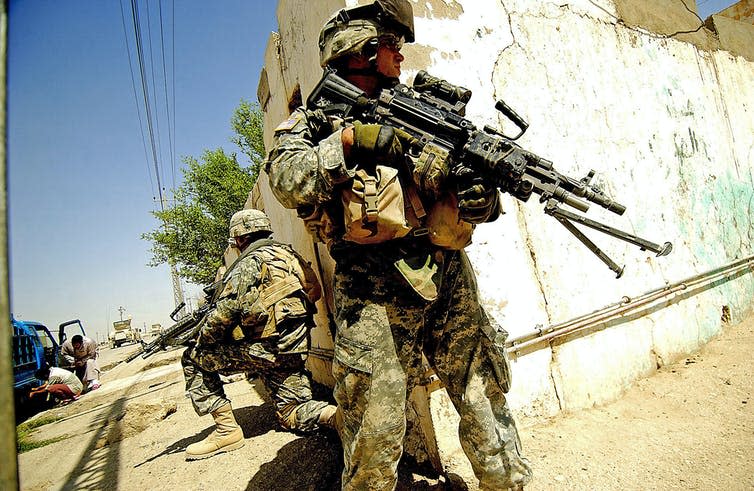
[238,242,321,339]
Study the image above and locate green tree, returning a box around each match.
[143,149,256,285]
[231,99,266,180]
[143,101,266,285]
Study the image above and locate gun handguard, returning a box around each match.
[125,306,209,363]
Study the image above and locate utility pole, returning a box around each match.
[160,195,185,316]
[171,262,185,315]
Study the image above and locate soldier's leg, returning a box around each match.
[181,347,244,460]
[256,354,332,433]
[181,347,229,416]
[332,268,425,491]
[427,251,533,490]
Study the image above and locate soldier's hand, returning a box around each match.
[196,326,219,347]
[456,165,501,224]
[347,122,409,169]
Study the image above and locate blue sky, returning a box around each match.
[8,0,278,342]
[6,0,736,343]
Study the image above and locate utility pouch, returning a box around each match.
[425,192,474,250]
[394,252,443,301]
[299,205,338,247]
[411,142,451,200]
[479,315,512,393]
[341,166,412,244]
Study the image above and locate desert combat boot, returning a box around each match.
[185,403,244,460]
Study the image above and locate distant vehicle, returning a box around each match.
[150,323,162,336]
[109,318,141,348]
[12,317,59,406]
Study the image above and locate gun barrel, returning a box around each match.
[582,188,626,215]
[125,347,146,363]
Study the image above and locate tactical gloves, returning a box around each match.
[456,164,501,224]
[349,122,416,169]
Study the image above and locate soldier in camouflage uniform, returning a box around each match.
[265,0,532,489]
[182,208,337,460]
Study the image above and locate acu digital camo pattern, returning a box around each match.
[182,240,330,433]
[266,108,533,489]
[182,342,329,432]
[197,241,314,352]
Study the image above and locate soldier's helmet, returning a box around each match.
[318,0,415,68]
[229,209,272,238]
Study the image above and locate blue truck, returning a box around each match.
[12,317,88,408]
[12,317,58,407]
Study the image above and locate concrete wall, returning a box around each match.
[255,0,754,421]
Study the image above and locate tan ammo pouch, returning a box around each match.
[425,192,473,250]
[341,166,412,244]
[256,271,303,339]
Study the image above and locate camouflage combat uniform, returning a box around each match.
[182,239,330,432]
[266,107,533,490]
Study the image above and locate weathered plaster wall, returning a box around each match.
[613,0,719,50]
[256,0,754,420]
[718,0,754,23]
[708,13,754,61]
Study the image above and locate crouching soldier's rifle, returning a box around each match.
[307,69,672,278]
[126,282,221,362]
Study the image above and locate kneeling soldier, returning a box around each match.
[182,208,338,460]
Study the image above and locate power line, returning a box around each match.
[119,0,156,200]
[129,0,165,209]
[171,0,177,192]
[158,0,176,191]
[144,0,168,199]
[122,0,185,316]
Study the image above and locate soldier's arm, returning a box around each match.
[197,269,246,345]
[265,108,356,209]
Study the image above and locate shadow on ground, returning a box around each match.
[247,430,343,490]
[245,424,447,490]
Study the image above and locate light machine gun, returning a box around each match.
[307,70,672,278]
[125,282,220,363]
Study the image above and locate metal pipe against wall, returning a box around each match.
[506,254,754,354]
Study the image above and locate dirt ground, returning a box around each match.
[16,314,754,491]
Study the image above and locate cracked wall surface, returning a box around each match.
[257,0,754,419]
